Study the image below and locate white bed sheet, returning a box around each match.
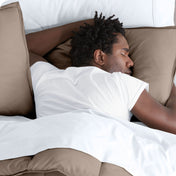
[0,115,31,122]
[0,110,176,176]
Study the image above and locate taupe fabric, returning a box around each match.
[18,172,65,176]
[0,149,132,176]
[16,171,65,176]
[0,156,31,175]
[99,163,132,176]
[45,39,72,69]
[45,27,176,105]
[0,2,34,116]
[28,148,101,176]
[125,27,176,105]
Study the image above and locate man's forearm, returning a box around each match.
[29,51,48,66]
[26,19,94,56]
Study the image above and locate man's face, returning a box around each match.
[103,34,134,75]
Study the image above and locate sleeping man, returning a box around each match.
[26,12,176,134]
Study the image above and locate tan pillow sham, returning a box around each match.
[0,2,34,116]
[45,27,176,105]
[125,27,176,105]
[45,39,72,69]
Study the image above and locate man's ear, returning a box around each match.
[93,49,105,66]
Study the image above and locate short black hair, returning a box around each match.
[70,12,125,67]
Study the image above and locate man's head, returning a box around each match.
[70,12,134,74]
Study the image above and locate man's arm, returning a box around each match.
[131,84,176,134]
[29,51,48,66]
[26,19,94,57]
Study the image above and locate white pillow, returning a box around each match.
[1,0,175,34]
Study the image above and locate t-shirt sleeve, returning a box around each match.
[113,72,149,111]
[30,61,57,91]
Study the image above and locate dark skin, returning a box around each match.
[26,21,176,135]
[26,19,94,65]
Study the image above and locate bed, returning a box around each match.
[0,0,176,176]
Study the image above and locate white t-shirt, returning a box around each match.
[31,61,149,120]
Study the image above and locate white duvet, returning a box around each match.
[0,110,176,176]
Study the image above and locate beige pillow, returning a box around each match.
[45,27,176,105]
[45,39,72,69]
[0,2,34,116]
[125,27,176,105]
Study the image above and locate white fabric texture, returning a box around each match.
[0,110,176,176]
[1,0,175,34]
[31,62,148,120]
[0,115,30,122]
[0,0,6,6]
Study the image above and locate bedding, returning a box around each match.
[125,27,176,105]
[1,0,176,34]
[0,2,34,116]
[0,149,131,176]
[0,110,176,176]
[0,115,30,122]
[1,1,176,176]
